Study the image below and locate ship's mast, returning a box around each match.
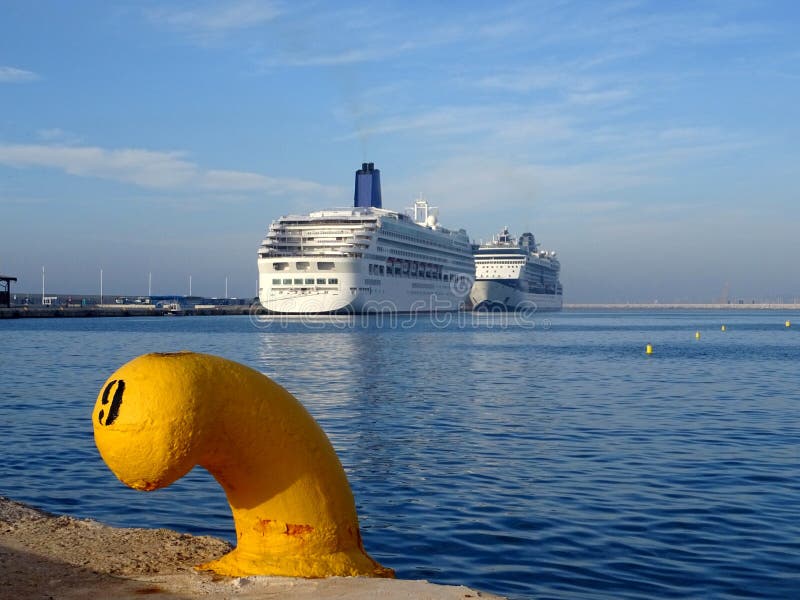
[413,196,428,224]
[410,195,438,226]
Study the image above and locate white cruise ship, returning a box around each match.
[257,163,475,314]
[470,227,563,312]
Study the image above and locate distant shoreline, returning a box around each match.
[2,302,799,319]
[564,303,800,310]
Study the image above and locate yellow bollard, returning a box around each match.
[645,344,653,355]
[93,352,394,579]
[695,331,701,339]
[721,325,726,332]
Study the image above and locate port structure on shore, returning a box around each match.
[0,291,257,319]
[0,275,17,308]
[0,303,255,319]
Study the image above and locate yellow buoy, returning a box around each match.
[721,325,726,332]
[695,331,701,339]
[786,320,791,328]
[93,351,394,579]
[646,344,653,355]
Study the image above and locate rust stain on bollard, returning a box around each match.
[92,351,394,579]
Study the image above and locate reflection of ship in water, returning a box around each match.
[255,322,395,480]
[253,318,520,554]
[470,227,563,312]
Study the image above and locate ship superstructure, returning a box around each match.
[470,227,563,311]
[257,163,474,314]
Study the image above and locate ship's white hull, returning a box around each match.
[470,280,562,312]
[259,257,470,314]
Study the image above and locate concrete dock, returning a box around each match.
[1,497,503,599]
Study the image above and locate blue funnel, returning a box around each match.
[354,162,382,209]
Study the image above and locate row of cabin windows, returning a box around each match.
[369,260,450,281]
[377,244,469,263]
[483,268,555,285]
[476,259,525,264]
[273,261,336,271]
[380,230,455,252]
[272,278,339,286]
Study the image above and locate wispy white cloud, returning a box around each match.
[36,128,84,144]
[337,103,581,150]
[265,48,379,68]
[377,112,753,224]
[567,88,632,105]
[470,57,644,107]
[0,142,340,198]
[0,66,39,83]
[470,62,640,115]
[201,169,336,195]
[657,127,719,142]
[493,115,576,144]
[260,28,459,68]
[475,20,521,39]
[0,144,198,187]
[338,106,503,139]
[473,68,572,94]
[466,2,773,105]
[253,3,491,70]
[533,2,772,51]
[406,155,655,217]
[148,1,282,36]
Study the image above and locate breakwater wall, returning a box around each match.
[565,303,800,310]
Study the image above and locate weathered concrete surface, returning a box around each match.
[0,497,505,599]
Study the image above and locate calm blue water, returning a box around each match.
[1,311,799,599]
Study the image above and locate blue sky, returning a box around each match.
[1,1,798,302]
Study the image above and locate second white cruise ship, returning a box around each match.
[257,163,475,314]
[470,227,563,312]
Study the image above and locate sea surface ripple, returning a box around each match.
[1,310,798,599]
